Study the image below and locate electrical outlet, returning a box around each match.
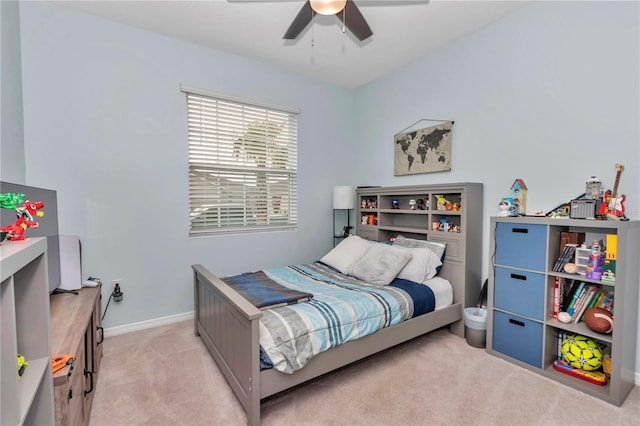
[112,279,124,302]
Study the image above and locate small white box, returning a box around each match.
[575,247,590,275]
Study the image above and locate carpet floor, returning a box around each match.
[89,320,639,426]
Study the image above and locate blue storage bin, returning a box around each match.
[492,311,543,368]
[493,267,545,320]
[495,223,547,271]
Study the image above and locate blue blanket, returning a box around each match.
[222,271,313,309]
[251,262,435,373]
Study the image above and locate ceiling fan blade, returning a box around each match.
[341,1,373,41]
[283,1,315,39]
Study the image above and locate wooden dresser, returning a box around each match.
[50,286,103,426]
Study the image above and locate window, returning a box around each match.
[182,85,299,235]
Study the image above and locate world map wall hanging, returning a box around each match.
[394,120,453,176]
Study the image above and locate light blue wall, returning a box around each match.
[1,0,26,183]
[18,1,356,328]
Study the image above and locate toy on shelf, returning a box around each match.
[584,307,613,334]
[0,192,25,211]
[17,354,27,379]
[585,176,602,200]
[0,200,45,241]
[510,179,527,215]
[561,334,603,371]
[600,163,626,220]
[552,360,607,385]
[497,198,516,217]
[434,195,459,211]
[585,239,605,280]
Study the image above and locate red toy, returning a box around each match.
[0,200,45,241]
[584,307,613,334]
[600,164,626,219]
[552,360,607,385]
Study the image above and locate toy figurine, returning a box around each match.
[0,200,45,241]
[409,199,416,210]
[391,199,399,209]
[586,240,604,280]
[434,195,453,210]
[497,198,516,217]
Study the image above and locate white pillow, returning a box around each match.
[320,235,372,274]
[347,243,411,286]
[395,247,443,282]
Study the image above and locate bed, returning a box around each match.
[193,232,476,426]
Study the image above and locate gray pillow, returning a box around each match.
[347,243,411,286]
[393,235,447,259]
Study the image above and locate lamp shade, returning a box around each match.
[333,186,355,209]
[310,0,347,15]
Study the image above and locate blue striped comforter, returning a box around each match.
[258,262,435,374]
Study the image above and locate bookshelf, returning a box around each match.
[486,217,639,406]
[1,238,55,425]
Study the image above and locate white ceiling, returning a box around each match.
[53,0,529,88]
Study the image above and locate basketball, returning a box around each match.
[561,334,603,371]
[584,307,613,334]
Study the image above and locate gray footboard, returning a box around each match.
[192,264,262,426]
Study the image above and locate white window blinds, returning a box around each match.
[183,86,298,235]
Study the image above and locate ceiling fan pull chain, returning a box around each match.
[342,7,346,34]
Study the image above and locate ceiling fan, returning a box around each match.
[284,0,372,42]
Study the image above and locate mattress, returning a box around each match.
[423,276,454,311]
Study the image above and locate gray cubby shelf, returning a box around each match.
[486,216,639,406]
[1,237,55,425]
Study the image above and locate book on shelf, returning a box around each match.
[553,244,577,272]
[559,279,577,312]
[553,277,561,318]
[602,234,617,283]
[573,285,597,322]
[565,281,586,315]
[557,330,566,360]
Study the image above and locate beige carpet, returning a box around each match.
[89,320,639,426]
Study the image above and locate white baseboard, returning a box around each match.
[103,311,194,338]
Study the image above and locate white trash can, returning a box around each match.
[464,307,487,348]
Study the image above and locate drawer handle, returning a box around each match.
[512,228,528,234]
[510,273,527,281]
[84,369,94,396]
[509,318,525,327]
[97,326,104,345]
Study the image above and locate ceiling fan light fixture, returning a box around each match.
[309,0,347,16]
